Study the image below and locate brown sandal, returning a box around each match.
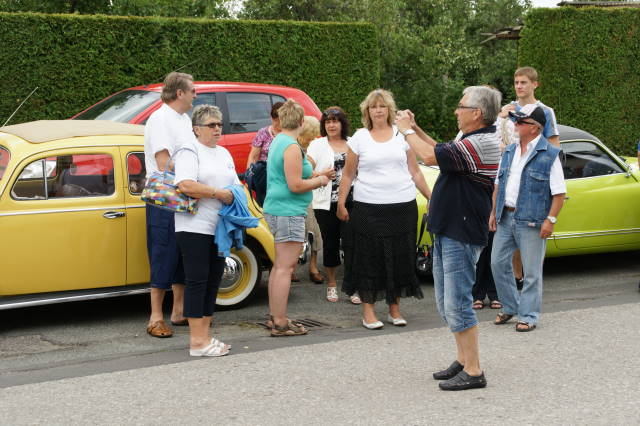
[490,300,502,310]
[472,300,484,310]
[516,321,536,332]
[493,312,514,325]
[147,320,173,338]
[309,271,325,284]
[270,319,308,337]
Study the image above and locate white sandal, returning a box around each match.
[189,341,230,357]
[211,337,231,351]
[326,286,338,302]
[349,293,362,305]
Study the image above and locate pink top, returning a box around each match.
[251,126,275,162]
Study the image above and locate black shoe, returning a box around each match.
[433,360,464,380]
[516,277,524,291]
[439,371,487,391]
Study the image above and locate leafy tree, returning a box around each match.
[240,0,530,140]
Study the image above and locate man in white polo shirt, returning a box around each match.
[144,72,197,338]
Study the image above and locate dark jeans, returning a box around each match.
[175,232,225,318]
[145,205,184,289]
[472,231,498,302]
[314,202,352,267]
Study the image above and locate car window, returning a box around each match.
[227,92,272,134]
[560,141,624,179]
[127,152,146,194]
[12,154,115,200]
[73,90,160,123]
[271,94,286,104]
[190,92,216,117]
[0,146,9,182]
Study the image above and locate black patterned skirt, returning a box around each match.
[342,199,423,304]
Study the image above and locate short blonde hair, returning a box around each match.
[514,66,539,83]
[360,89,397,130]
[191,104,222,126]
[161,72,194,103]
[297,116,320,149]
[278,99,305,130]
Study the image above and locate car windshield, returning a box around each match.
[74,90,160,122]
[0,146,10,181]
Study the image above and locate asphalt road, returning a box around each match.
[1,250,639,389]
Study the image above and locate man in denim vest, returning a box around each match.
[490,104,566,332]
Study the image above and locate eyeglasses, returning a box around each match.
[456,104,478,110]
[199,122,222,129]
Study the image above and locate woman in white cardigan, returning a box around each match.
[307,107,360,304]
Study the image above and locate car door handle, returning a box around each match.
[103,211,125,219]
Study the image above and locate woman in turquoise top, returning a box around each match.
[263,99,329,337]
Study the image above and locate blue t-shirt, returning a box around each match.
[263,134,313,216]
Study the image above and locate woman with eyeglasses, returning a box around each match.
[337,90,431,329]
[307,107,361,304]
[173,104,240,356]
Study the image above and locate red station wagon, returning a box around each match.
[72,82,322,173]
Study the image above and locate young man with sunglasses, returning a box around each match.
[143,72,197,338]
[489,104,566,333]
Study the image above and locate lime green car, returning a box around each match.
[417,124,640,258]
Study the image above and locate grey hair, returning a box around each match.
[462,86,502,125]
[191,104,222,126]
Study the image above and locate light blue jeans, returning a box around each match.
[491,209,547,325]
[432,234,483,333]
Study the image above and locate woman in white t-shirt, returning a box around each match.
[337,89,431,330]
[307,106,361,305]
[174,105,240,357]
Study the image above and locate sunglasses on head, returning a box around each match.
[323,109,342,116]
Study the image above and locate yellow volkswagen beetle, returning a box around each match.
[0,120,274,310]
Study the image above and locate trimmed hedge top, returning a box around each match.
[0,12,379,127]
[519,7,640,154]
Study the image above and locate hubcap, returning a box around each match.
[220,254,244,292]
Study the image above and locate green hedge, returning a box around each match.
[0,12,379,126]
[519,7,640,155]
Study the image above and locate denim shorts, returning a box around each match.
[432,234,483,333]
[146,204,185,289]
[264,213,306,243]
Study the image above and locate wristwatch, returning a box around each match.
[546,216,557,224]
[401,129,416,137]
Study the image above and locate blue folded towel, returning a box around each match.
[214,185,260,257]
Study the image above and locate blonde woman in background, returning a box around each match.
[296,116,328,287]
